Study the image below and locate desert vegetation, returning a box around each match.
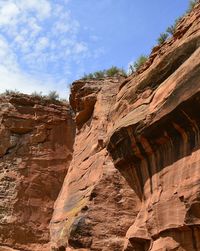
[3,89,21,95]
[82,66,127,80]
[47,90,60,101]
[1,89,63,102]
[128,0,199,75]
[157,32,169,45]
[166,17,182,35]
[128,55,148,74]
[187,0,198,12]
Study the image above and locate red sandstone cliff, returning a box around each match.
[51,3,200,251]
[0,95,75,251]
[0,3,200,251]
[50,77,139,251]
[107,3,200,251]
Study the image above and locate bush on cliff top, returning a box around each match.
[128,55,148,74]
[31,91,43,98]
[187,0,198,13]
[166,1,198,36]
[31,90,60,101]
[157,33,169,45]
[166,16,182,35]
[1,89,61,103]
[129,55,148,74]
[106,66,126,77]
[93,70,105,79]
[4,89,21,95]
[82,66,126,80]
[82,0,198,79]
[47,90,60,101]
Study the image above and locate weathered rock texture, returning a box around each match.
[0,95,75,251]
[50,77,140,251]
[107,3,200,250]
[1,3,200,251]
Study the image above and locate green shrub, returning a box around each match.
[129,55,148,73]
[166,0,198,39]
[82,73,94,80]
[93,70,105,79]
[166,25,176,35]
[31,91,43,98]
[4,89,20,95]
[106,66,126,77]
[81,66,126,80]
[187,0,198,13]
[166,16,183,36]
[167,1,198,38]
[47,90,59,100]
[82,71,105,80]
[157,33,169,45]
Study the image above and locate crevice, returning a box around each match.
[191,227,198,251]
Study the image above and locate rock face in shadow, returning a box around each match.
[50,78,140,251]
[107,3,200,251]
[0,95,75,251]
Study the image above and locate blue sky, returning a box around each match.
[0,0,189,98]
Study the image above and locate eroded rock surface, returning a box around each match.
[0,94,75,251]
[107,3,200,251]
[1,3,200,251]
[50,78,140,251]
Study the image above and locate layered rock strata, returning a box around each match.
[0,95,75,251]
[50,77,140,251]
[0,3,200,251]
[107,3,200,250]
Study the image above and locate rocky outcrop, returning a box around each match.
[50,78,140,251]
[0,95,75,251]
[107,3,200,250]
[1,3,200,251]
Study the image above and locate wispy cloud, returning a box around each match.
[0,34,65,96]
[0,0,98,98]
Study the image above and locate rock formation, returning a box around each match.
[50,77,140,251]
[107,3,200,250]
[0,95,75,251]
[0,2,200,251]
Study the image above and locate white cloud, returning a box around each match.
[36,37,49,51]
[0,2,19,26]
[0,36,18,71]
[19,0,51,19]
[0,0,88,63]
[73,42,88,54]
[93,47,105,59]
[0,0,101,99]
[0,0,51,28]
[90,35,99,42]
[0,35,69,98]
